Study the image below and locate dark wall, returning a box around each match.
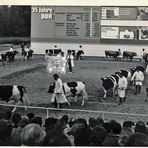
[0,6,31,37]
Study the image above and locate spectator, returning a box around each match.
[96,117,104,126]
[89,117,99,129]
[118,121,135,146]
[26,112,35,123]
[43,117,72,146]
[75,118,87,126]
[89,125,107,146]
[134,121,146,134]
[120,121,135,137]
[0,120,13,146]
[21,123,46,146]
[69,122,91,146]
[126,133,148,146]
[44,117,58,133]
[102,122,112,134]
[31,116,42,127]
[11,117,29,146]
[11,113,22,128]
[103,121,122,146]
[3,111,12,121]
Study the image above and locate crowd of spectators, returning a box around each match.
[0,111,148,146]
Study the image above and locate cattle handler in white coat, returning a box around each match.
[51,73,70,108]
[117,73,128,105]
[131,69,144,95]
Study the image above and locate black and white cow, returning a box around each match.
[76,50,84,60]
[0,85,29,112]
[5,51,19,62]
[105,50,120,60]
[123,51,137,61]
[100,73,128,99]
[22,50,34,61]
[115,70,131,81]
[48,81,88,105]
[101,74,119,99]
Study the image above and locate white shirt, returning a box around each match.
[131,71,144,82]
[118,76,128,90]
[9,47,14,52]
[54,78,64,94]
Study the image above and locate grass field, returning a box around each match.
[0,53,148,123]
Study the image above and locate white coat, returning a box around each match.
[131,71,144,86]
[117,76,128,98]
[51,78,69,104]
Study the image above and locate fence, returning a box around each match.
[0,103,148,122]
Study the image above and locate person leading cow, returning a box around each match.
[117,73,128,105]
[51,73,70,108]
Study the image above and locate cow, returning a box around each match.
[123,51,137,61]
[115,70,131,81]
[100,73,129,99]
[105,50,120,60]
[101,74,120,99]
[22,50,34,61]
[5,50,19,62]
[0,85,29,112]
[48,81,88,106]
[76,50,84,60]
[0,54,7,65]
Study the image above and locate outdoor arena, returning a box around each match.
[0,45,148,123]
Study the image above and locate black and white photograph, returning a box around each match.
[0,0,148,146]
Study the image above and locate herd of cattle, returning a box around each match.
[101,66,145,99]
[0,49,34,64]
[0,64,145,112]
[105,50,139,61]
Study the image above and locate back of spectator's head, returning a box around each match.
[60,114,69,124]
[4,111,12,120]
[44,117,58,130]
[21,123,46,146]
[89,117,99,128]
[31,116,42,127]
[43,130,72,146]
[26,113,35,120]
[90,125,107,146]
[126,133,148,146]
[96,117,104,126]
[0,120,12,140]
[11,113,21,128]
[102,122,112,134]
[75,118,87,125]
[70,123,91,146]
[123,121,135,128]
[19,117,29,128]
[134,121,146,134]
[110,121,122,135]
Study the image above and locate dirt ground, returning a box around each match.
[0,54,148,122]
